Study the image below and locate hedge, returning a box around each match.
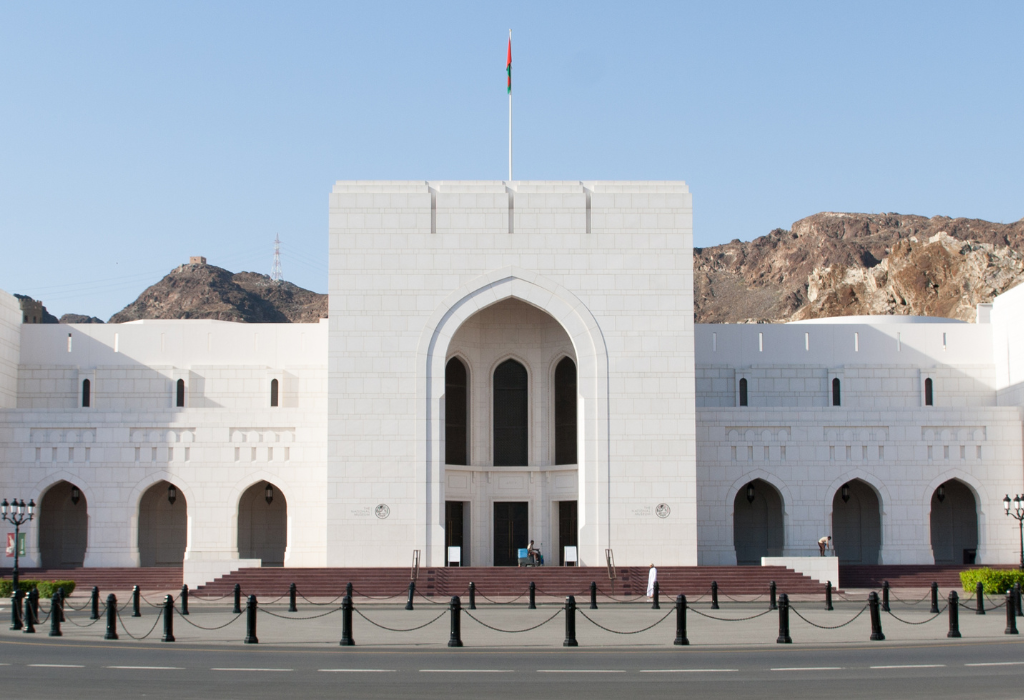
[0,579,77,598]
[960,568,1024,595]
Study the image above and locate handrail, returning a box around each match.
[605,548,616,594]
[410,550,421,582]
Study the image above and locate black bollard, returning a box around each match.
[868,591,885,641]
[162,595,175,643]
[590,581,598,610]
[711,581,719,610]
[769,581,777,611]
[180,585,189,616]
[468,581,476,610]
[90,586,100,620]
[104,594,118,640]
[28,588,39,626]
[289,583,297,613]
[49,592,62,637]
[776,593,792,644]
[929,582,939,614]
[563,595,578,647]
[825,581,833,611]
[1007,591,1019,635]
[1016,582,1023,618]
[132,585,141,618]
[448,596,463,648]
[340,594,354,646]
[948,591,960,638]
[976,581,985,615]
[22,594,35,634]
[244,595,258,644]
[674,594,689,646]
[529,581,536,610]
[233,583,242,614]
[882,580,890,612]
[57,587,65,622]
[10,590,22,631]
[346,582,353,599]
[406,581,415,611]
[652,581,660,610]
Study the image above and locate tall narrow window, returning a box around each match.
[270,378,279,407]
[445,358,468,465]
[739,378,748,407]
[81,379,90,408]
[832,377,841,406]
[176,378,185,408]
[924,377,933,406]
[493,359,528,466]
[554,357,577,465]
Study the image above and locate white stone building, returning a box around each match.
[0,180,1022,585]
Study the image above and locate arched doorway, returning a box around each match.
[733,479,784,564]
[930,479,978,564]
[138,481,187,567]
[832,480,881,564]
[39,481,88,568]
[238,482,287,566]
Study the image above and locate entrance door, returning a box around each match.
[445,501,464,565]
[558,501,578,565]
[493,502,528,566]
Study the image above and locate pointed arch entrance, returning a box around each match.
[138,480,187,567]
[930,479,978,564]
[238,482,288,566]
[733,479,784,564]
[39,481,88,568]
[831,479,881,564]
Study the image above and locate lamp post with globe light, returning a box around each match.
[1003,495,1024,571]
[1,498,35,591]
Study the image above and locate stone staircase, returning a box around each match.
[0,567,183,594]
[839,564,1012,590]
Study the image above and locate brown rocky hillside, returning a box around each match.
[108,262,327,324]
[694,212,1024,323]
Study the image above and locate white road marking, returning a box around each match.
[965,662,1024,667]
[771,667,844,671]
[640,669,738,673]
[211,668,293,672]
[28,664,85,668]
[320,669,396,673]
[538,670,626,673]
[108,666,184,670]
[870,665,945,669]
[420,669,513,673]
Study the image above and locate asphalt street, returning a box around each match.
[2,636,1024,699]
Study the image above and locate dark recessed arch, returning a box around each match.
[445,357,468,466]
[493,359,528,467]
[39,481,87,568]
[554,356,577,465]
[733,479,784,564]
[930,479,977,564]
[831,479,880,564]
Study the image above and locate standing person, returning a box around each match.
[647,564,658,598]
[818,535,832,557]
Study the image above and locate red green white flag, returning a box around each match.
[506,36,512,94]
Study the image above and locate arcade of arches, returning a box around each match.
[237,482,288,566]
[930,479,978,565]
[832,480,881,565]
[39,481,87,568]
[733,479,784,564]
[138,480,187,567]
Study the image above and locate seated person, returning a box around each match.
[527,540,541,566]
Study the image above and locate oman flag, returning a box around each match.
[506,35,512,94]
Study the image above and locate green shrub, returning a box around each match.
[0,579,76,598]
[960,568,1024,595]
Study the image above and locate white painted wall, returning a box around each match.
[0,290,20,409]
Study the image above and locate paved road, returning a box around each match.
[2,636,1024,699]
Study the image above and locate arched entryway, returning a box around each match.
[733,479,784,564]
[238,482,287,566]
[930,479,978,564]
[832,479,881,564]
[138,480,187,567]
[38,481,88,568]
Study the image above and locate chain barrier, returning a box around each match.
[464,608,563,633]
[62,608,105,628]
[688,606,774,622]
[353,607,448,632]
[789,605,868,630]
[351,588,406,600]
[594,588,647,603]
[578,608,674,635]
[116,608,164,640]
[173,607,243,631]
[141,595,167,609]
[886,606,946,625]
[720,591,767,603]
[414,591,448,605]
[259,606,344,621]
[298,592,347,606]
[475,590,529,605]
[63,598,92,611]
[888,590,933,605]
[959,599,1006,610]
[188,593,230,602]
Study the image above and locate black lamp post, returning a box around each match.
[1003,495,1024,571]
[2,498,35,591]
[745,483,755,504]
[841,483,851,503]
[264,483,274,505]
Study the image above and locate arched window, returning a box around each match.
[738,378,748,407]
[554,357,577,465]
[924,377,933,406]
[176,378,185,408]
[832,377,841,406]
[493,359,528,467]
[445,358,468,465]
[81,379,90,408]
[270,378,279,407]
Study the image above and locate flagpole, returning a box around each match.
[508,29,512,182]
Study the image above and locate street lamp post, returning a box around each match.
[1,498,36,591]
[1003,495,1024,571]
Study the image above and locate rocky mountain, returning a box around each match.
[59,313,104,324]
[694,212,1024,323]
[108,262,327,324]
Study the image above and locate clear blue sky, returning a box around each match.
[1,1,1021,320]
